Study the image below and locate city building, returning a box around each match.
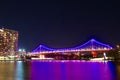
[0,28,18,56]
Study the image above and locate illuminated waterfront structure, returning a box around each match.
[32,39,112,53]
[0,28,18,56]
[29,39,112,59]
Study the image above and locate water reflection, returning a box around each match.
[0,61,15,80]
[29,60,117,80]
[115,61,120,80]
[15,61,31,80]
[14,61,24,80]
[0,60,120,80]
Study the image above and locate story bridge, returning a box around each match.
[28,39,112,58]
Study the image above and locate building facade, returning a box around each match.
[0,28,18,56]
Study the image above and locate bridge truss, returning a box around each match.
[30,39,112,55]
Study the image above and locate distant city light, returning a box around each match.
[19,49,26,52]
[0,29,3,32]
[18,49,22,52]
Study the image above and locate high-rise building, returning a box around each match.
[0,28,18,56]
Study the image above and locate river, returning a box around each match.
[0,60,120,80]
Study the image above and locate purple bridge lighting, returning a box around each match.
[30,39,112,55]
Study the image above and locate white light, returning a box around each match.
[19,49,22,52]
[18,49,26,52]
[103,52,107,59]
[23,49,25,52]
[0,29,3,32]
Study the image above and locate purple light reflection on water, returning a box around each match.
[28,60,116,80]
[0,60,118,80]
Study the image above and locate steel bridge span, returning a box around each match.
[28,39,112,58]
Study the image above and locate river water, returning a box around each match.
[0,60,120,80]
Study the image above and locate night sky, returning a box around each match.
[0,0,119,51]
